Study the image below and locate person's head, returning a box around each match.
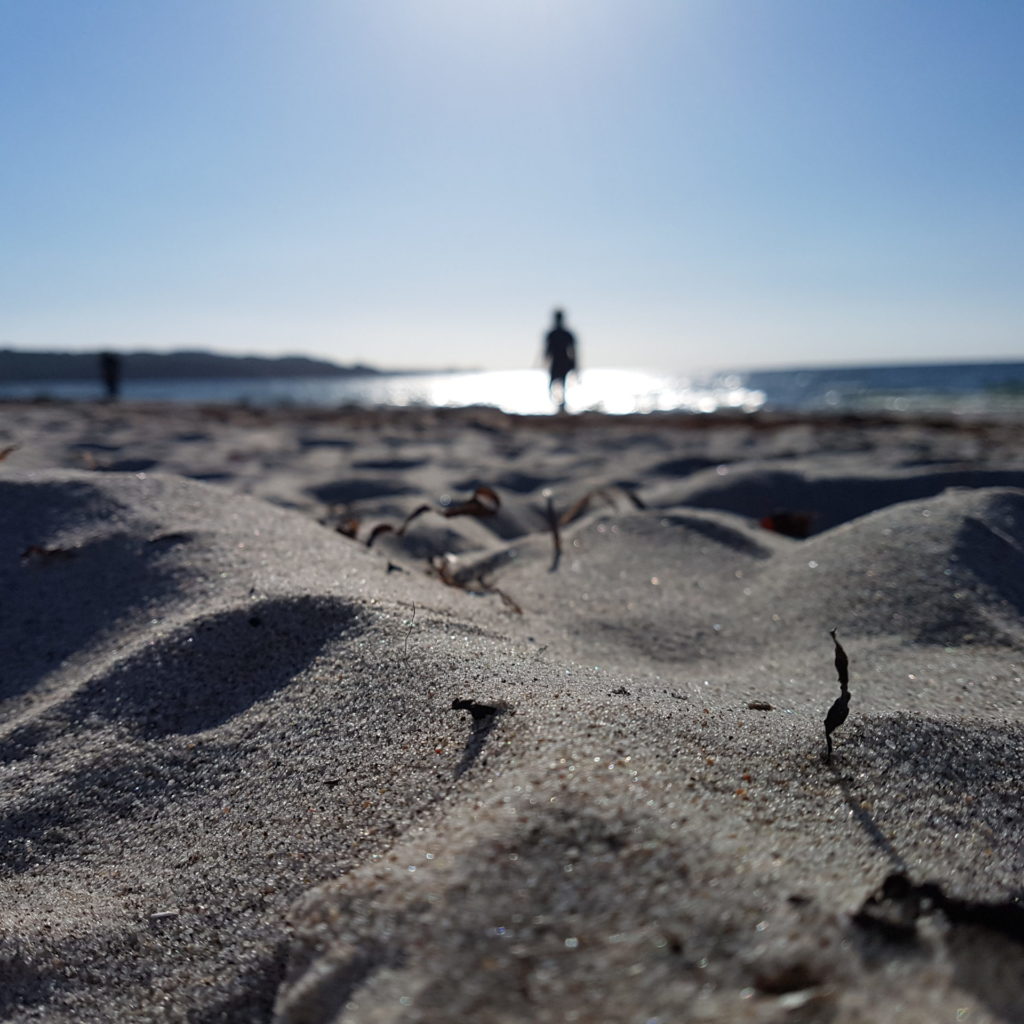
[552,309,564,326]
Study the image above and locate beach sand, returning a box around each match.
[2,400,1024,1022]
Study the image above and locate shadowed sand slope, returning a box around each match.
[1,409,1024,1023]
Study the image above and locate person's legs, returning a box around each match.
[550,374,567,411]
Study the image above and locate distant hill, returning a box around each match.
[0,349,379,381]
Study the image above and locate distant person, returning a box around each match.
[99,351,122,400]
[543,309,578,411]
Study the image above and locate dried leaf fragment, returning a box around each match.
[335,518,361,539]
[442,486,500,519]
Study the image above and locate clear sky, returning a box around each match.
[2,1,1022,372]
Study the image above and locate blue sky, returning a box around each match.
[2,1,1021,372]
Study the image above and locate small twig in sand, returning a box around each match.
[824,628,851,762]
[543,489,562,572]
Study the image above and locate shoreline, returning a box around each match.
[4,393,1023,425]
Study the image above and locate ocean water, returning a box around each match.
[2,362,1024,418]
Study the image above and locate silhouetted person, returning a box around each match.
[543,309,577,411]
[99,351,122,401]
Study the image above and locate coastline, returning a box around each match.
[4,358,1024,419]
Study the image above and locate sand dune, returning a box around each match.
[2,403,1023,1022]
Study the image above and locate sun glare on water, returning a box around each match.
[372,369,765,416]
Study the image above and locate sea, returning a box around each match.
[2,362,1024,419]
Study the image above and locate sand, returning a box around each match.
[2,400,1024,1023]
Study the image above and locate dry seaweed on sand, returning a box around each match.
[441,485,500,519]
[429,555,523,614]
[356,487,501,547]
[396,503,432,535]
[558,484,646,526]
[824,628,851,761]
[541,484,645,572]
[365,523,396,548]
